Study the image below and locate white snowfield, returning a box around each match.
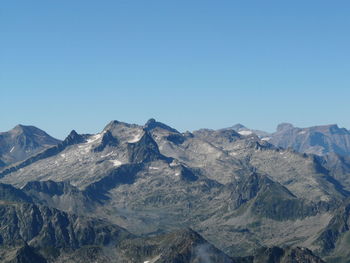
[86,133,103,143]
[109,160,122,167]
[128,132,144,143]
[238,130,253,136]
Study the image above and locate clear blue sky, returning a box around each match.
[1,1,349,139]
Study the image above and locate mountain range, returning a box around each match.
[0,119,350,263]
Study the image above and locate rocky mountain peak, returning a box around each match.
[0,119,349,262]
[63,130,86,146]
[127,131,169,163]
[103,120,135,131]
[93,130,119,152]
[0,125,61,167]
[144,118,179,133]
[12,124,27,133]
[11,124,37,135]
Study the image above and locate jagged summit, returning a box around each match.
[103,120,139,131]
[127,131,170,163]
[93,130,118,152]
[63,130,86,145]
[0,119,349,262]
[144,118,179,133]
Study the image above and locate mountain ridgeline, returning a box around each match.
[0,120,349,262]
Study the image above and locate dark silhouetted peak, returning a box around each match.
[277,123,294,132]
[127,132,169,163]
[93,131,119,152]
[144,118,179,133]
[63,130,85,146]
[145,118,156,125]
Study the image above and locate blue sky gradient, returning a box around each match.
[1,1,349,139]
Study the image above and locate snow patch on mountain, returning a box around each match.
[128,132,144,143]
[109,160,122,167]
[238,130,253,136]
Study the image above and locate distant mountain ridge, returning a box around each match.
[0,125,61,167]
[269,123,350,157]
[0,119,349,262]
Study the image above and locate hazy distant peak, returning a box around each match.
[276,123,294,132]
[103,120,141,132]
[229,124,270,138]
[231,123,247,130]
[0,124,61,167]
[270,123,350,156]
[7,124,48,136]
